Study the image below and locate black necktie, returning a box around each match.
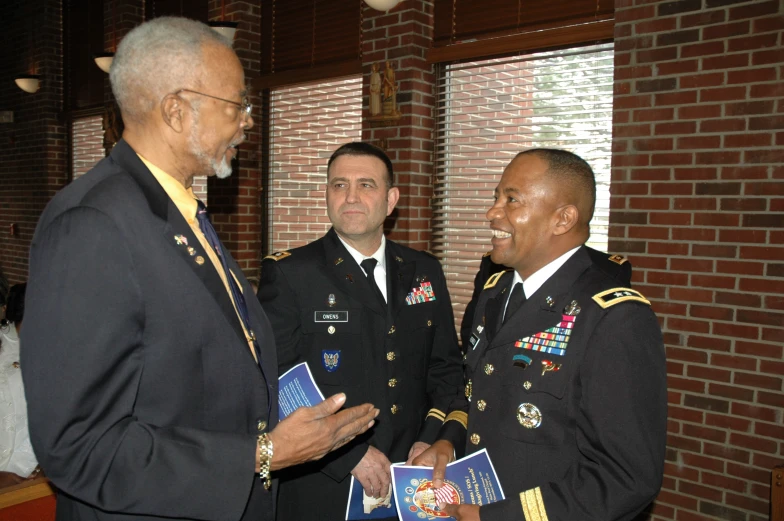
[360,258,386,307]
[503,282,525,324]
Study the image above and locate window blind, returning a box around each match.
[267,75,363,253]
[432,43,614,330]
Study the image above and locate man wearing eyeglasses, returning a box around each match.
[23,17,378,521]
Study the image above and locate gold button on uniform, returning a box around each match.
[388,326,396,334]
[388,378,397,387]
[386,351,396,361]
[524,381,532,390]
[427,320,432,326]
[391,404,398,414]
[257,420,267,431]
[476,400,486,411]
[470,433,480,445]
[484,364,494,375]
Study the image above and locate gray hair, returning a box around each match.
[110,17,232,123]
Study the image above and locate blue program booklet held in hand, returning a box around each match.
[278,362,325,419]
[390,449,505,521]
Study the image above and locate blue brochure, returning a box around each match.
[390,449,504,520]
[278,362,325,419]
[345,474,399,520]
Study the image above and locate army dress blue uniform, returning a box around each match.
[258,228,463,520]
[439,245,668,521]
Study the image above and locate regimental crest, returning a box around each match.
[322,350,341,372]
[263,251,291,262]
[515,314,577,357]
[405,281,436,305]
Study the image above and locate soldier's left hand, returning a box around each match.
[438,503,480,520]
[405,441,430,465]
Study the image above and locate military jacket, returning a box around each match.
[440,246,667,521]
[258,228,463,520]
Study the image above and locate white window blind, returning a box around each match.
[268,76,363,252]
[432,43,614,329]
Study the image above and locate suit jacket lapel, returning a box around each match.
[386,242,415,322]
[322,229,386,317]
[111,140,248,350]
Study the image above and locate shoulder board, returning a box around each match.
[482,251,492,258]
[607,254,628,265]
[592,287,650,309]
[263,251,291,262]
[483,269,512,290]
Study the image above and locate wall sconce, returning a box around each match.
[208,21,239,42]
[94,52,114,73]
[364,0,402,11]
[15,75,41,93]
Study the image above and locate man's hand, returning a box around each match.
[405,441,430,465]
[411,439,454,488]
[351,446,392,498]
[438,503,480,520]
[0,471,24,489]
[268,394,378,471]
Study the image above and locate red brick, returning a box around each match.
[691,244,737,258]
[694,213,739,227]
[695,150,742,164]
[670,287,715,303]
[686,365,732,383]
[716,260,764,276]
[678,481,723,502]
[648,271,689,286]
[674,167,718,180]
[681,41,726,59]
[727,66,778,84]
[745,181,784,195]
[690,304,733,321]
[667,433,702,452]
[655,490,698,511]
[724,133,772,148]
[735,340,782,359]
[700,472,747,493]
[721,226,768,241]
[730,432,779,454]
[734,371,781,391]
[677,135,721,149]
[666,346,708,364]
[758,390,784,408]
[701,118,747,133]
[726,462,769,484]
[732,402,778,423]
[740,246,784,261]
[752,82,784,98]
[712,322,759,340]
[709,382,755,402]
[703,20,750,40]
[681,452,725,473]
[656,121,697,135]
[668,377,707,396]
[703,53,750,70]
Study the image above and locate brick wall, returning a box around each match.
[206,0,263,278]
[0,0,66,284]
[362,0,436,250]
[612,1,784,520]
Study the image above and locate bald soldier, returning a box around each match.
[414,149,667,521]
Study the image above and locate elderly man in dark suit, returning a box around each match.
[414,149,667,521]
[258,142,464,520]
[22,17,376,521]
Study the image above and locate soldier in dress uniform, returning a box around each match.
[460,250,633,348]
[258,142,463,520]
[414,148,667,521]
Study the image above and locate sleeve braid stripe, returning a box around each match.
[426,408,446,421]
[444,411,468,429]
[520,487,549,521]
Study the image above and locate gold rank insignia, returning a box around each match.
[482,251,492,257]
[608,254,628,265]
[592,287,650,309]
[263,251,291,261]
[483,269,511,290]
[520,487,549,521]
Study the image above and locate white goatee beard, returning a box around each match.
[187,113,234,179]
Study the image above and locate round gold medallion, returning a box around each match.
[517,403,542,429]
[470,433,481,445]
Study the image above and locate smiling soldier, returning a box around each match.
[413,149,668,521]
[258,142,463,521]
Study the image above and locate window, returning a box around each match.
[432,43,614,328]
[267,76,363,252]
[71,115,105,180]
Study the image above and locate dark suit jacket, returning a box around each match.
[441,246,667,521]
[258,229,463,520]
[22,140,278,521]
[460,248,633,347]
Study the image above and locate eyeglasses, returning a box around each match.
[175,88,252,119]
